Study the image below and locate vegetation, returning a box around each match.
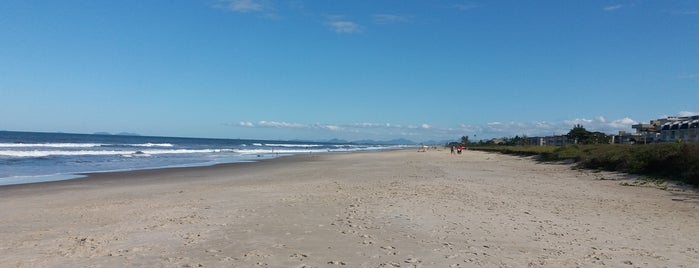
[452,124,699,186]
[446,135,470,148]
[469,145,556,156]
[468,143,699,186]
[566,124,609,144]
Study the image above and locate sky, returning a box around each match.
[1,0,698,142]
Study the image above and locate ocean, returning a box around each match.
[0,131,410,186]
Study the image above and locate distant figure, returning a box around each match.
[451,145,456,155]
[457,146,463,154]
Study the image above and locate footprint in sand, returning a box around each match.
[289,253,308,261]
[405,257,421,263]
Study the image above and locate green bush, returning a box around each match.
[470,143,699,186]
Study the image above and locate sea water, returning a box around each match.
[0,131,409,186]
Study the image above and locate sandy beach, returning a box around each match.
[1,149,697,267]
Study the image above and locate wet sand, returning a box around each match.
[1,149,697,267]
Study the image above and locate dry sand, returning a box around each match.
[1,149,697,267]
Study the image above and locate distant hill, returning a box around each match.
[116,132,141,136]
[93,132,141,136]
[325,138,349,144]
[352,138,417,145]
[422,140,453,145]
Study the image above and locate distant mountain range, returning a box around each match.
[317,138,409,145]
[93,132,141,136]
[322,138,450,145]
[89,133,446,145]
[352,138,417,145]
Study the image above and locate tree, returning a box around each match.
[567,124,591,144]
[461,135,469,146]
[446,141,460,148]
[589,131,610,144]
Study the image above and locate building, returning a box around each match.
[620,115,699,143]
[659,116,699,142]
[610,120,665,144]
[515,115,698,146]
[525,135,574,146]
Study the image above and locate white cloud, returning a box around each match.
[608,117,637,129]
[219,0,266,13]
[230,115,656,141]
[372,14,409,24]
[232,120,439,140]
[323,125,340,131]
[257,121,306,128]
[679,111,699,117]
[453,3,482,11]
[563,118,594,126]
[406,125,417,129]
[678,73,699,79]
[603,5,624,11]
[457,116,640,139]
[355,122,399,128]
[665,9,699,15]
[326,16,362,33]
[356,122,379,128]
[236,121,346,131]
[563,116,638,133]
[328,21,361,33]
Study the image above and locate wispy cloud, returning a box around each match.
[239,121,346,131]
[603,4,624,11]
[232,115,648,141]
[233,111,697,141]
[217,0,266,13]
[678,73,699,79]
[234,120,438,140]
[457,116,638,139]
[564,116,637,131]
[452,2,482,11]
[678,111,699,117]
[323,125,340,131]
[326,16,362,33]
[372,14,410,24]
[253,121,306,128]
[329,21,361,33]
[353,122,395,128]
[215,0,280,19]
[665,8,699,15]
[239,121,255,127]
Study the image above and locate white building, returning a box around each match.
[660,116,699,142]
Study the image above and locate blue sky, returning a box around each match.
[1,1,697,142]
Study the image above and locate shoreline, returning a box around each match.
[0,151,325,195]
[1,149,697,267]
[0,129,414,187]
[0,149,381,189]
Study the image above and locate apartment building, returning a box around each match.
[622,115,699,143]
[524,115,699,146]
[525,135,574,146]
[659,116,699,142]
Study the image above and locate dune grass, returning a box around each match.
[469,143,699,186]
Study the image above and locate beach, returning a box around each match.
[1,149,697,267]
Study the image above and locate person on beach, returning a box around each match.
[457,146,463,154]
[451,145,456,155]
